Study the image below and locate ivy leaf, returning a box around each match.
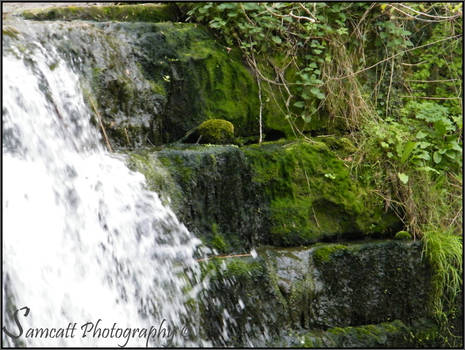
[415,130,428,139]
[401,141,417,164]
[272,36,282,44]
[302,114,312,123]
[415,151,430,161]
[310,87,325,100]
[398,173,409,184]
[433,151,442,164]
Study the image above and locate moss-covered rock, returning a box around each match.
[309,240,433,328]
[394,230,412,240]
[125,150,183,209]
[196,242,444,347]
[187,119,235,145]
[294,319,442,348]
[126,145,267,253]
[21,3,180,22]
[312,244,347,264]
[243,140,401,246]
[198,256,287,346]
[264,241,434,331]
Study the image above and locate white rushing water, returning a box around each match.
[2,24,207,347]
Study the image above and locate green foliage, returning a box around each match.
[186,2,362,130]
[312,244,347,265]
[421,230,463,342]
[400,101,462,171]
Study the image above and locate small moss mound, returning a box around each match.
[312,244,347,265]
[394,230,412,240]
[195,119,235,144]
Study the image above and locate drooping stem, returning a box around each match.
[89,97,113,153]
[256,74,263,144]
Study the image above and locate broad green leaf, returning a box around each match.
[433,151,442,164]
[415,151,430,161]
[302,114,312,123]
[418,166,440,175]
[401,141,417,164]
[398,173,409,184]
[272,36,282,44]
[415,130,428,139]
[293,101,305,108]
[310,87,325,100]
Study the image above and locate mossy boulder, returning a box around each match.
[394,230,412,240]
[243,140,402,246]
[186,119,235,145]
[312,244,347,265]
[198,256,287,346]
[196,242,443,347]
[17,12,329,147]
[126,145,267,253]
[309,241,433,328]
[295,319,442,348]
[21,3,180,22]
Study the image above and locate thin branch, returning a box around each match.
[89,97,113,152]
[386,4,458,23]
[401,96,462,100]
[289,10,315,23]
[330,35,461,81]
[406,78,460,83]
[385,58,395,117]
[397,3,462,20]
[196,253,252,263]
[256,71,263,144]
[297,3,318,22]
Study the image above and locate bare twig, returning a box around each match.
[397,3,462,20]
[89,97,113,152]
[256,74,263,144]
[401,96,462,100]
[196,253,252,263]
[406,78,460,83]
[124,127,130,146]
[385,58,395,117]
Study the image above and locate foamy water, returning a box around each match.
[2,23,207,347]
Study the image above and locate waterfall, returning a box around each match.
[2,21,208,347]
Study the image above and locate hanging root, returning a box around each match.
[89,97,114,152]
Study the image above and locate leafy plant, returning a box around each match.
[422,229,462,343]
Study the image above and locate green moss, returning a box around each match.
[243,140,401,246]
[312,244,347,265]
[125,151,182,210]
[2,26,20,39]
[201,257,264,283]
[210,223,229,252]
[22,4,179,22]
[301,320,412,348]
[394,230,412,240]
[195,119,235,144]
